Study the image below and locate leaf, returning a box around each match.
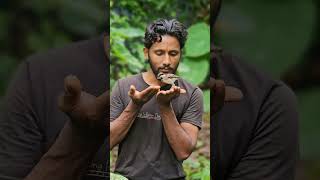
[113,27,144,39]
[111,41,144,73]
[110,172,128,180]
[178,55,209,85]
[185,22,210,57]
[218,0,316,77]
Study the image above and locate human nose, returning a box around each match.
[163,53,171,66]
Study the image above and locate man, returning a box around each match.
[0,34,110,179]
[209,0,299,179]
[110,19,204,179]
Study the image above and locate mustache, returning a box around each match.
[159,66,173,71]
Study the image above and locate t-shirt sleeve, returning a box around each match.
[180,87,204,129]
[110,80,125,122]
[227,85,299,180]
[0,62,43,179]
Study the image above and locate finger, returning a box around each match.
[225,86,243,102]
[150,85,160,93]
[212,79,225,113]
[96,90,110,115]
[171,86,178,95]
[207,77,216,89]
[59,75,82,112]
[156,91,163,97]
[151,86,160,96]
[158,90,167,95]
[172,87,181,98]
[96,90,110,123]
[64,75,82,97]
[180,88,186,94]
[175,86,180,93]
[142,85,160,96]
[171,85,186,94]
[170,87,175,94]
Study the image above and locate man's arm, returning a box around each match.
[156,86,203,161]
[159,104,199,161]
[228,85,299,180]
[110,84,160,149]
[0,64,109,180]
[110,101,141,149]
[25,120,106,180]
[26,75,109,180]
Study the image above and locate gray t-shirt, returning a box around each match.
[110,73,203,180]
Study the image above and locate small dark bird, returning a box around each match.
[157,72,186,93]
[157,72,179,85]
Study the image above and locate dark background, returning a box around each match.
[0,0,319,179]
[216,0,320,179]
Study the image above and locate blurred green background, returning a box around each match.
[217,0,320,179]
[109,0,211,179]
[0,0,106,97]
[0,0,320,179]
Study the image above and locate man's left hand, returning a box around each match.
[156,86,183,105]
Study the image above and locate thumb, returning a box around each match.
[58,75,82,112]
[128,85,136,97]
[96,90,110,116]
[212,79,225,113]
[64,75,82,97]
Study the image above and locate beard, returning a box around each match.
[147,57,180,77]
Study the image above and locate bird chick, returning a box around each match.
[157,73,186,93]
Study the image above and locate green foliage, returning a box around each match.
[0,0,105,97]
[297,89,320,159]
[0,56,18,95]
[110,172,128,180]
[218,0,315,77]
[183,156,210,180]
[110,1,211,178]
[185,23,210,57]
[218,0,318,160]
[110,0,211,110]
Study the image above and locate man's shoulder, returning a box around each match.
[115,74,146,92]
[17,36,107,96]
[218,51,286,102]
[117,74,141,85]
[24,36,104,70]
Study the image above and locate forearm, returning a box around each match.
[159,103,195,161]
[25,120,105,180]
[110,101,141,149]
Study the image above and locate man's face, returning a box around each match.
[144,35,181,76]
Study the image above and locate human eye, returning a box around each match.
[155,50,164,56]
[169,51,179,56]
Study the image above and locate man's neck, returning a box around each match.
[142,70,164,86]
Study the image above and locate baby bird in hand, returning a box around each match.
[157,72,186,93]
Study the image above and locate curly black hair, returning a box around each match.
[144,19,188,49]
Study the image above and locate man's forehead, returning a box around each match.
[149,35,181,50]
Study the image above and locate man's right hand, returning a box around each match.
[24,75,109,180]
[110,85,159,149]
[58,75,109,137]
[128,85,160,106]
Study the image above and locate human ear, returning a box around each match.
[143,48,149,60]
